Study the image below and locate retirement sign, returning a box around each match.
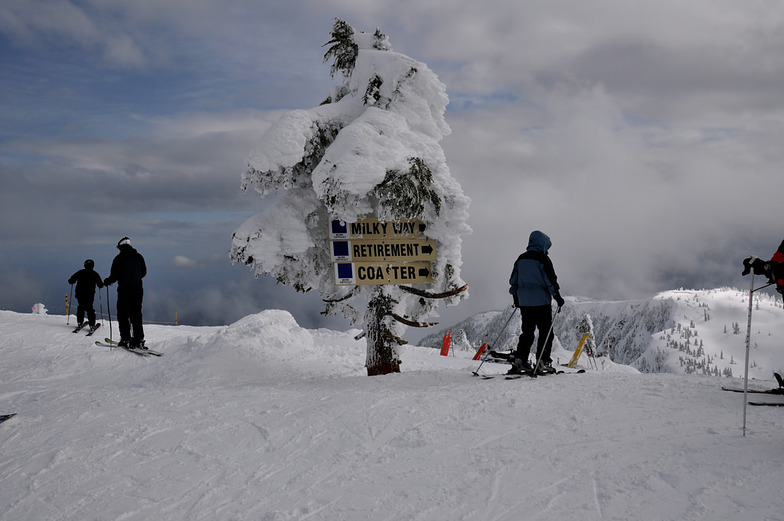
[329,218,436,286]
[330,238,436,262]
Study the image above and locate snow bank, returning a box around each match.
[1,308,784,521]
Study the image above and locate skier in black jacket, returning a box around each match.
[68,259,104,331]
[104,237,147,348]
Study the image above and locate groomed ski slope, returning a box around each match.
[1,309,783,521]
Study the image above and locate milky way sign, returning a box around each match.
[329,217,426,240]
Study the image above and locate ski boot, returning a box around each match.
[507,358,533,375]
[535,361,557,375]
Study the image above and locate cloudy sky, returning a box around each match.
[2,1,783,338]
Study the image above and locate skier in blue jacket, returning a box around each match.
[508,230,565,374]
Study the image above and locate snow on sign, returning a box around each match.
[334,261,435,286]
[330,218,426,240]
[330,238,436,262]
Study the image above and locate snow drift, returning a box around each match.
[1,288,784,520]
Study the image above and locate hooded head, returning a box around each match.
[84,259,94,270]
[526,230,551,253]
[117,237,131,249]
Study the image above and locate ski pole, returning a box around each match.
[530,306,561,378]
[98,286,104,324]
[587,346,598,370]
[472,305,519,376]
[66,284,73,325]
[741,275,776,436]
[106,285,113,345]
[742,271,755,436]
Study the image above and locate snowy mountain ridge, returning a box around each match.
[421,287,784,378]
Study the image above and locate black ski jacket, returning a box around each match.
[104,245,146,290]
[68,268,104,301]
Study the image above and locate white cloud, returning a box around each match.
[103,33,148,68]
[173,256,198,268]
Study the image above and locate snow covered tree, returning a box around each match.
[231,19,470,375]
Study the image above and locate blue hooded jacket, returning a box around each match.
[509,231,560,307]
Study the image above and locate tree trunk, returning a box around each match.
[365,287,401,376]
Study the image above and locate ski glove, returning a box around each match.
[742,256,777,282]
[513,295,520,308]
[554,294,565,309]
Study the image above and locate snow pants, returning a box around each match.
[516,304,554,365]
[116,286,144,342]
[76,298,96,327]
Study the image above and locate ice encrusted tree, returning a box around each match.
[231,19,470,375]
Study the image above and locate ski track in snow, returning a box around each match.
[1,309,784,520]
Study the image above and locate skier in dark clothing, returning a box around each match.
[68,259,104,331]
[772,239,784,264]
[103,237,147,348]
[772,240,784,298]
[508,230,565,375]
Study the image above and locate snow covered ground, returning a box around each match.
[2,306,784,521]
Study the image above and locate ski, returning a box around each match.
[748,402,784,407]
[95,338,162,357]
[477,368,585,380]
[473,373,525,380]
[504,370,585,380]
[474,368,531,379]
[72,322,88,333]
[122,345,163,357]
[471,373,497,379]
[487,351,512,363]
[721,386,784,395]
[725,374,784,395]
[0,413,17,425]
[472,351,515,366]
[473,342,489,361]
[96,340,147,356]
[85,323,101,336]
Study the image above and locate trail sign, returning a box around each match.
[330,217,436,286]
[330,218,426,240]
[330,238,436,262]
[334,261,435,286]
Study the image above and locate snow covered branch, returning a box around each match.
[399,283,468,300]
